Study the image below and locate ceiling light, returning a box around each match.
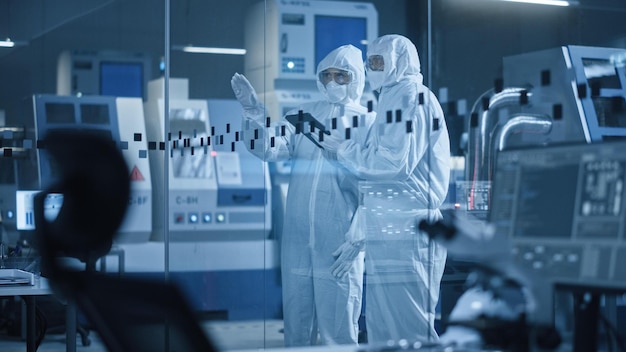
[173,45,246,55]
[499,0,573,6]
[0,38,15,48]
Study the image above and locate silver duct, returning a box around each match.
[487,113,553,183]
[464,88,554,214]
[494,114,553,152]
[466,87,529,184]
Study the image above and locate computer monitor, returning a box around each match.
[100,61,144,98]
[314,15,367,68]
[56,50,151,99]
[244,0,378,92]
[489,141,626,291]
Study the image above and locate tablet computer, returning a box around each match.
[285,111,330,148]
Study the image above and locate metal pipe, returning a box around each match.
[479,88,530,182]
[485,113,553,185]
[464,89,493,182]
[495,114,553,152]
[466,87,530,185]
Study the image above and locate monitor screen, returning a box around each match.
[315,16,367,69]
[582,58,622,90]
[81,103,111,125]
[45,102,75,124]
[489,141,626,288]
[100,61,143,98]
[490,143,625,240]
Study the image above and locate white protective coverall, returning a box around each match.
[318,34,451,344]
[231,44,375,346]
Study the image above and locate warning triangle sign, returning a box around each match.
[130,165,145,181]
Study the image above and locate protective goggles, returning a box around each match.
[318,69,352,85]
[366,55,384,71]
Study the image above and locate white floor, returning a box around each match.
[207,319,285,350]
[0,319,286,352]
[0,320,589,352]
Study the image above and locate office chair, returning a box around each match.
[34,129,218,352]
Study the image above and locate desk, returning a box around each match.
[0,277,76,352]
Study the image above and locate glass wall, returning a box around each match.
[167,1,277,349]
[0,0,625,351]
[0,0,170,349]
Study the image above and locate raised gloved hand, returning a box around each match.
[231,73,264,118]
[330,240,364,279]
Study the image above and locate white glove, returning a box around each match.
[330,240,364,278]
[330,206,366,278]
[231,73,264,118]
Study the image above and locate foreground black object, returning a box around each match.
[34,129,218,352]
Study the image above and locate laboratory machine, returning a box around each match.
[489,141,626,351]
[503,45,626,144]
[443,45,626,350]
[0,135,22,245]
[244,0,378,120]
[490,141,626,291]
[464,45,626,216]
[56,49,152,99]
[420,139,626,351]
[143,78,272,242]
[141,80,280,321]
[15,94,152,244]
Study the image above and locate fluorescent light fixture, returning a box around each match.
[173,45,246,55]
[499,0,572,6]
[0,39,15,48]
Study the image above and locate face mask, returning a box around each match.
[325,81,348,104]
[367,71,385,91]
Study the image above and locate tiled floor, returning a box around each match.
[0,319,286,352]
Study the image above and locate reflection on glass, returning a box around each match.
[582,58,622,89]
[172,149,209,179]
[170,108,210,179]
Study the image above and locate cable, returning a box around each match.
[599,311,626,352]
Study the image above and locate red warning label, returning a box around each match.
[130,165,145,181]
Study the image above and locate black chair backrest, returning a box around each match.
[34,128,218,352]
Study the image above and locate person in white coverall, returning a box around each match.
[230,44,375,347]
[315,34,451,344]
